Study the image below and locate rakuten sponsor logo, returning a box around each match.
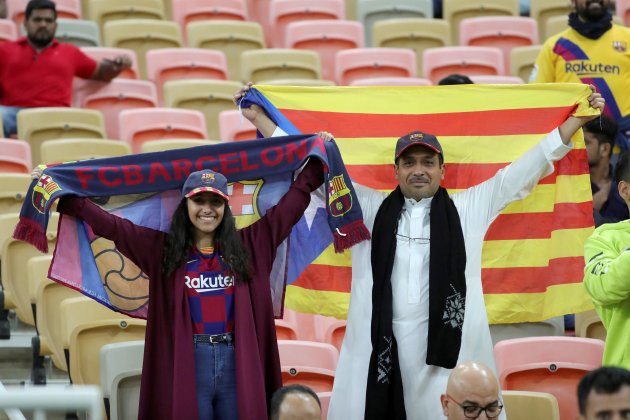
[185,273,234,293]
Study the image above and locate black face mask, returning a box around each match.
[569,11,613,39]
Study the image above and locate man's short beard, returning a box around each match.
[28,34,54,48]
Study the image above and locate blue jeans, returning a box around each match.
[0,105,23,138]
[194,340,238,420]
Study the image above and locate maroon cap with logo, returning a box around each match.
[395,131,443,161]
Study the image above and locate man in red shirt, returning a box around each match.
[0,0,132,137]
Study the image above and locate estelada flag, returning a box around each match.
[246,83,598,323]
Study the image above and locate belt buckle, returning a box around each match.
[209,334,222,344]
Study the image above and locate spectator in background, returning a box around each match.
[438,74,474,85]
[0,0,6,19]
[583,151,630,371]
[530,0,630,151]
[440,361,503,420]
[270,385,322,420]
[0,0,132,138]
[577,366,630,420]
[585,116,629,226]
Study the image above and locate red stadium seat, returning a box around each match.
[315,316,346,352]
[80,47,140,79]
[335,47,416,86]
[422,46,504,85]
[317,391,332,418]
[268,0,345,48]
[0,139,31,173]
[285,20,363,82]
[172,0,247,34]
[278,340,338,392]
[494,337,604,420]
[82,79,158,139]
[0,18,17,42]
[118,108,207,153]
[218,110,257,142]
[350,76,432,86]
[459,16,538,72]
[617,0,630,26]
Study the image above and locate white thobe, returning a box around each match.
[327,129,571,420]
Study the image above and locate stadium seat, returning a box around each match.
[459,16,538,72]
[140,139,220,153]
[17,107,106,165]
[40,138,131,164]
[268,0,345,48]
[81,79,158,139]
[275,308,299,341]
[173,0,248,36]
[162,79,242,140]
[502,390,560,420]
[262,79,336,86]
[469,75,524,84]
[442,0,519,43]
[0,18,17,42]
[285,20,364,82]
[357,0,433,46]
[88,0,165,30]
[494,337,604,420]
[317,391,332,419]
[529,0,573,40]
[350,76,431,86]
[575,309,607,342]
[55,18,100,47]
[218,110,257,142]
[335,47,416,86]
[145,48,228,105]
[103,19,182,79]
[10,0,81,25]
[509,45,541,83]
[278,340,338,392]
[489,316,564,347]
[100,341,144,420]
[372,18,451,77]
[618,0,630,26]
[0,214,19,312]
[319,318,346,352]
[80,47,140,80]
[240,48,321,83]
[1,212,58,325]
[60,296,146,385]
[0,173,30,215]
[118,108,207,153]
[422,46,504,85]
[187,21,265,80]
[0,139,31,173]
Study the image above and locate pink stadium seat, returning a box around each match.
[314,316,346,352]
[335,47,416,86]
[0,139,31,173]
[82,79,158,139]
[9,0,81,24]
[218,110,257,142]
[285,20,363,82]
[617,0,630,26]
[459,16,538,73]
[278,340,338,392]
[268,0,345,48]
[469,75,524,84]
[494,337,604,420]
[0,19,17,42]
[118,108,208,153]
[172,0,247,31]
[145,48,228,105]
[350,76,432,86]
[422,46,505,85]
[317,391,331,418]
[275,308,299,341]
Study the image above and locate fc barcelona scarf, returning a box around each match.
[13,134,370,317]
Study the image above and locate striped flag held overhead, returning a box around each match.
[248,83,598,323]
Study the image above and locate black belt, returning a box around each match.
[193,333,234,344]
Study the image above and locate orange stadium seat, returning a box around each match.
[240,48,322,83]
[285,20,364,82]
[88,0,165,30]
[82,79,158,139]
[469,75,524,84]
[218,110,257,142]
[9,0,81,25]
[268,0,345,48]
[317,391,332,419]
[422,46,504,85]
[357,0,433,46]
[0,139,31,173]
[335,47,416,86]
[350,76,431,86]
[145,48,228,105]
[442,0,519,43]
[372,18,451,77]
[278,340,338,392]
[172,0,247,34]
[275,308,299,341]
[118,108,207,153]
[510,45,541,82]
[315,316,346,352]
[529,0,573,40]
[494,337,604,420]
[80,47,140,79]
[0,18,17,42]
[186,20,266,80]
[459,16,538,72]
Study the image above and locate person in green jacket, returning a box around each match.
[583,150,630,370]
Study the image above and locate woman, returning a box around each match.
[38,158,324,419]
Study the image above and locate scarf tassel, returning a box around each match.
[333,220,371,253]
[13,216,49,253]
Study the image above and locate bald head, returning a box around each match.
[441,362,501,420]
[270,385,321,420]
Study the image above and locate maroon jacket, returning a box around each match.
[57,160,324,420]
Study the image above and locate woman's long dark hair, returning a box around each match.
[161,199,251,282]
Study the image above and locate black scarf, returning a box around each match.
[569,11,612,40]
[365,186,466,419]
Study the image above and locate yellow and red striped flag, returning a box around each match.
[251,83,597,323]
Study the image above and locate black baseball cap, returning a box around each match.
[395,131,443,161]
